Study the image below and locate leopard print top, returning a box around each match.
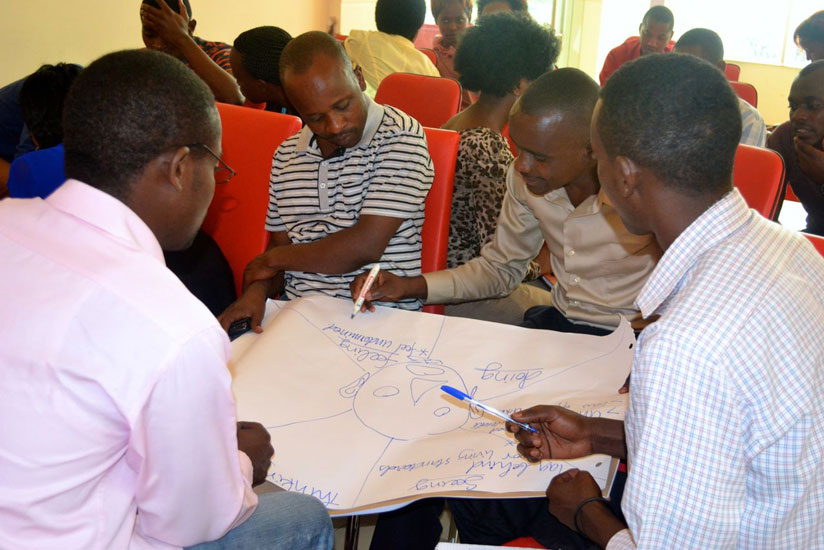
[448,127,540,280]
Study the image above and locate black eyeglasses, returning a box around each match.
[188,143,236,184]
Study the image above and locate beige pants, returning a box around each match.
[443,282,554,326]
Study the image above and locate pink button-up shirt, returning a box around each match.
[0,180,257,549]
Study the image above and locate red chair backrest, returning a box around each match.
[334,34,347,43]
[803,232,824,256]
[375,73,461,128]
[202,103,302,294]
[724,62,741,81]
[417,47,437,66]
[503,537,547,548]
[730,81,757,107]
[733,144,786,221]
[421,127,460,314]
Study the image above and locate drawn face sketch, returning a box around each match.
[353,363,469,440]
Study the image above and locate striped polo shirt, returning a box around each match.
[266,96,433,310]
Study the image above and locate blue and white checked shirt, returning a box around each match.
[738,98,767,148]
[608,189,824,549]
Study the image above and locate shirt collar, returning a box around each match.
[46,179,165,263]
[635,188,752,317]
[295,94,384,156]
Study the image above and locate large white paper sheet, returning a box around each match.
[230,296,633,514]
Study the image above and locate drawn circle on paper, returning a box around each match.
[354,363,469,440]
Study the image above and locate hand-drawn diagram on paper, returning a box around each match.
[230,296,634,514]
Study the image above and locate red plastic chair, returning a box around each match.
[421,127,460,314]
[803,232,824,256]
[503,537,547,548]
[730,81,758,107]
[784,183,800,201]
[724,62,741,81]
[202,103,302,294]
[733,144,786,221]
[375,73,462,128]
[418,47,438,66]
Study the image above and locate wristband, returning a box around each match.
[573,496,610,534]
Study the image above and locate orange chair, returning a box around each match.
[784,182,800,201]
[202,103,302,294]
[730,81,758,107]
[375,73,462,128]
[421,127,460,314]
[724,62,741,81]
[803,232,824,256]
[418,47,438,66]
[733,144,785,221]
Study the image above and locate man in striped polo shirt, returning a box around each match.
[219,31,433,333]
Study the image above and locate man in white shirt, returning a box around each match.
[510,53,824,549]
[0,49,332,550]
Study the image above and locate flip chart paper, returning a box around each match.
[231,296,632,514]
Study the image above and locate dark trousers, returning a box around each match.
[369,306,624,549]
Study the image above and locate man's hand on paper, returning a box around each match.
[236,421,274,487]
[218,284,267,334]
[507,406,593,461]
[349,271,427,313]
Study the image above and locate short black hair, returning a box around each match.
[795,11,824,48]
[519,68,599,139]
[455,12,559,96]
[142,0,192,18]
[642,5,674,29]
[431,0,473,20]
[799,59,824,79]
[234,26,293,85]
[477,0,528,15]
[375,0,427,41]
[19,63,82,149]
[279,31,352,80]
[597,54,740,196]
[63,49,218,201]
[675,28,724,66]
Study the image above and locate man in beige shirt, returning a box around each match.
[353,67,660,336]
[344,0,440,97]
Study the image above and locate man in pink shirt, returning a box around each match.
[599,6,675,86]
[0,50,332,550]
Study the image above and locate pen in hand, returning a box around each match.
[351,264,381,318]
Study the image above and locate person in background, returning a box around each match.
[7,63,81,199]
[511,52,824,550]
[795,10,824,62]
[477,0,528,17]
[439,11,560,324]
[140,0,244,105]
[599,5,674,86]
[344,0,439,97]
[674,28,766,147]
[768,60,824,236]
[218,31,433,332]
[0,76,36,197]
[430,0,473,109]
[230,26,295,114]
[0,48,333,550]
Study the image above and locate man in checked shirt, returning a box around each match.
[510,53,824,549]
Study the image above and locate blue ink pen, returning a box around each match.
[351,264,381,319]
[441,385,538,433]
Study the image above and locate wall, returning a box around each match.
[735,61,797,126]
[0,0,338,84]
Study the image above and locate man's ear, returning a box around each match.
[513,78,530,98]
[616,155,642,198]
[166,146,191,192]
[188,18,197,36]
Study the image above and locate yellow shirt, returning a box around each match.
[424,164,661,329]
[344,30,440,97]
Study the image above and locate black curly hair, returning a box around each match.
[597,54,740,196]
[375,0,427,42]
[234,26,293,85]
[477,0,528,16]
[454,11,559,96]
[19,63,82,149]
